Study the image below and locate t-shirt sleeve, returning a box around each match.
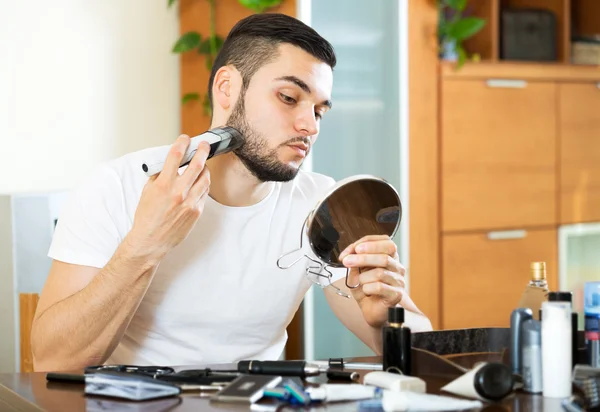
[48,165,126,269]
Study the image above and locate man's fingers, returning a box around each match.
[180,141,211,189]
[354,240,397,257]
[361,282,402,304]
[160,135,190,181]
[339,235,391,261]
[186,167,211,205]
[358,268,405,289]
[342,253,403,273]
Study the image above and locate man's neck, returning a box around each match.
[206,152,274,207]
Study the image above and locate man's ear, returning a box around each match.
[212,66,234,110]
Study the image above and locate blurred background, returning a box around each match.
[1,0,600,372]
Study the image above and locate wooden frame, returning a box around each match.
[408,0,441,329]
[19,294,39,373]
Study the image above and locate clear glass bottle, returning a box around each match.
[517,262,549,321]
[529,261,549,289]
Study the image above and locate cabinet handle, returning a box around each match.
[486,79,527,89]
[487,230,527,240]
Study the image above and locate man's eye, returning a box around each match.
[279,93,296,104]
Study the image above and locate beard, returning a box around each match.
[225,91,309,182]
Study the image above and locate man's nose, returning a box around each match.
[295,110,319,137]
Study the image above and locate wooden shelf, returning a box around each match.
[456,0,600,66]
[442,61,600,81]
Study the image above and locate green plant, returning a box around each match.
[169,0,283,114]
[438,0,486,68]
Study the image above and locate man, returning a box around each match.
[31,13,431,372]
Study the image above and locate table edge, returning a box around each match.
[0,383,45,412]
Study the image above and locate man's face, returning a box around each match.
[226,44,333,182]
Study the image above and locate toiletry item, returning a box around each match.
[211,375,282,404]
[542,301,572,398]
[521,318,542,393]
[548,291,579,369]
[237,360,319,378]
[326,370,360,382]
[380,391,483,412]
[312,359,383,371]
[516,261,549,321]
[510,308,533,375]
[441,362,514,402]
[363,371,426,393]
[306,384,377,402]
[585,282,600,368]
[382,307,411,375]
[84,372,181,401]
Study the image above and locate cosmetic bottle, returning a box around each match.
[382,307,411,375]
[521,318,542,394]
[517,262,549,321]
[584,282,600,368]
[546,291,579,370]
[510,308,533,375]
[441,362,514,402]
[542,301,572,398]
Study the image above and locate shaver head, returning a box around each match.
[206,126,244,159]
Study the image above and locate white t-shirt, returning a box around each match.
[48,147,344,366]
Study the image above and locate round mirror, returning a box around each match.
[306,175,401,267]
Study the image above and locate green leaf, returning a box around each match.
[182,93,200,104]
[168,0,177,7]
[238,0,283,13]
[446,0,466,11]
[212,35,225,52]
[172,32,202,53]
[447,17,485,41]
[198,35,224,56]
[198,39,212,55]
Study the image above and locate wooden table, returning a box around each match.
[0,355,569,411]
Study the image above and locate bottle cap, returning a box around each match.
[388,307,404,324]
[522,319,541,346]
[474,363,514,401]
[530,262,546,281]
[548,291,573,303]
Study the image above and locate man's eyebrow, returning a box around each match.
[276,75,332,109]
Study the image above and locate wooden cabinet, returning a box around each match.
[442,79,558,232]
[442,228,558,330]
[559,82,600,224]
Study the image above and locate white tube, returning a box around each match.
[542,301,572,398]
[305,384,376,402]
[381,391,483,412]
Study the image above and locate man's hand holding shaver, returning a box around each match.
[126,135,212,263]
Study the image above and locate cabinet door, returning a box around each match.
[442,79,557,232]
[559,83,600,224]
[442,228,558,330]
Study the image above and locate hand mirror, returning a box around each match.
[277,174,402,298]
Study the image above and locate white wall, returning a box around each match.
[0,1,181,194]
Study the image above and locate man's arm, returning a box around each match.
[324,279,432,355]
[32,135,212,371]
[32,241,159,371]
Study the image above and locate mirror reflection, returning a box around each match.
[307,177,401,267]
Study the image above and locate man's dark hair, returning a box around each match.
[208,13,336,109]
